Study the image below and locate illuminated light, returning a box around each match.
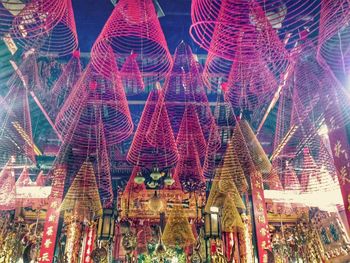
[264,189,343,211]
[318,123,329,136]
[12,121,42,155]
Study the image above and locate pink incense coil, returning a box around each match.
[16,167,32,186]
[298,147,337,193]
[11,0,78,56]
[267,166,284,191]
[94,119,114,207]
[190,0,289,70]
[282,163,301,192]
[164,42,213,136]
[203,52,233,90]
[0,83,36,164]
[49,51,82,118]
[203,119,221,178]
[191,0,330,55]
[120,53,145,95]
[35,171,46,186]
[174,139,204,185]
[91,0,172,79]
[317,0,350,76]
[291,43,350,131]
[127,89,178,168]
[176,104,207,158]
[225,51,279,110]
[0,162,16,210]
[55,60,133,148]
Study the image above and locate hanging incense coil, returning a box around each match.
[91,0,172,80]
[190,0,290,73]
[49,51,82,119]
[120,53,145,95]
[127,88,178,168]
[162,206,196,247]
[221,194,244,232]
[10,0,78,56]
[55,59,133,148]
[0,161,16,211]
[164,42,214,137]
[60,161,103,218]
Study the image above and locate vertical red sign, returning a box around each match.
[38,166,66,263]
[250,171,270,263]
[82,224,96,263]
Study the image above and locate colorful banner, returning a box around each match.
[38,166,66,263]
[38,198,62,262]
[82,223,96,263]
[250,171,270,263]
[325,124,350,226]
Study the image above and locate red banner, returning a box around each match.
[325,125,350,226]
[38,166,66,263]
[38,197,62,262]
[82,224,96,263]
[251,171,270,263]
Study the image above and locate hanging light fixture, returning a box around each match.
[150,167,164,181]
[134,172,145,185]
[97,208,115,241]
[148,191,164,212]
[204,206,221,239]
[163,171,175,186]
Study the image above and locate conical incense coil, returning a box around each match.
[203,119,221,178]
[164,42,214,136]
[0,79,36,165]
[55,60,133,148]
[221,194,244,232]
[236,120,272,175]
[190,0,289,73]
[60,161,102,218]
[95,119,113,207]
[191,0,333,56]
[317,0,350,77]
[0,161,16,211]
[174,139,204,186]
[162,206,196,247]
[49,51,82,119]
[176,104,207,158]
[120,53,145,95]
[225,51,278,110]
[15,167,32,186]
[219,141,248,194]
[127,89,178,168]
[11,0,78,56]
[283,163,301,192]
[91,0,172,80]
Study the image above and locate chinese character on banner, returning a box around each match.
[38,197,62,263]
[325,111,350,227]
[251,171,270,263]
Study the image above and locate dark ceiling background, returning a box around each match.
[72,0,204,54]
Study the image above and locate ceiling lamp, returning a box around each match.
[163,172,175,186]
[134,172,145,185]
[148,191,164,212]
[150,168,164,181]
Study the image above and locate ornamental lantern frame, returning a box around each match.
[203,206,222,239]
[97,208,115,241]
